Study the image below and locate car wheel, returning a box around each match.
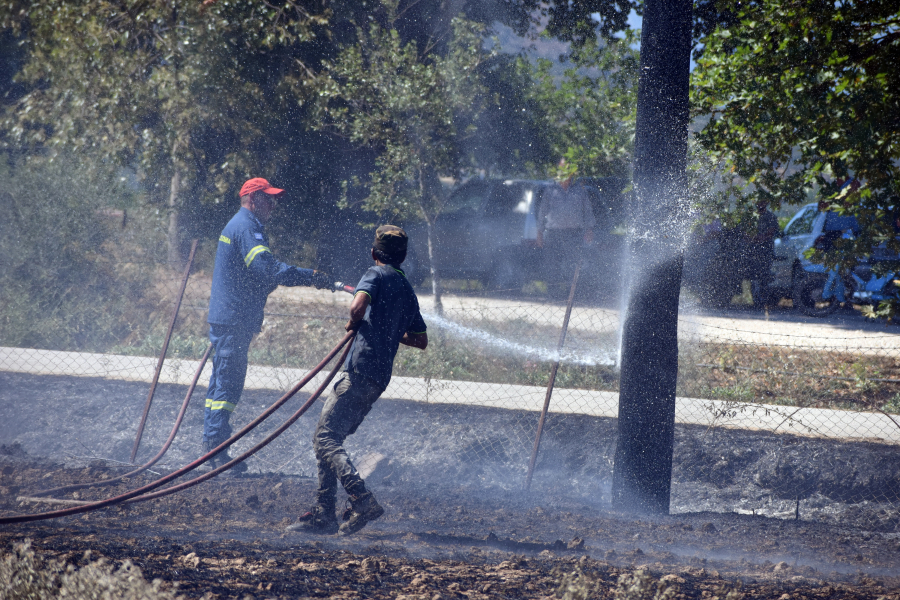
[792,275,840,317]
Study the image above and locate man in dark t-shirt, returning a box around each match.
[287,225,428,536]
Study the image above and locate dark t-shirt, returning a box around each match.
[343,265,427,389]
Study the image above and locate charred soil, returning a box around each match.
[2,373,900,599]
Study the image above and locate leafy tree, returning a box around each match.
[522,31,639,178]
[313,0,490,312]
[0,0,327,266]
[691,0,900,316]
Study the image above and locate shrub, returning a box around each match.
[0,539,182,600]
[0,155,160,351]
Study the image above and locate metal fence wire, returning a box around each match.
[2,261,900,532]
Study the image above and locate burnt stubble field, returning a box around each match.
[2,372,900,599]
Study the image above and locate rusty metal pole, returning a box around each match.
[130,239,199,463]
[525,260,581,491]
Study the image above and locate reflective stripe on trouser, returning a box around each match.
[203,324,254,446]
[313,372,385,509]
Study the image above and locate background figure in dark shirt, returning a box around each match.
[747,200,779,309]
[287,225,428,536]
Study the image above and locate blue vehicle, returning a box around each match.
[771,204,861,316]
[778,205,899,316]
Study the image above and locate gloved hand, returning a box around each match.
[312,270,334,291]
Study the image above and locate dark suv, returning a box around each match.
[316,177,627,291]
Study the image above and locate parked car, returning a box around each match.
[316,177,628,292]
[682,203,865,314]
[770,203,861,316]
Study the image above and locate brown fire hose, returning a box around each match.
[30,344,213,498]
[131,239,199,463]
[0,330,355,524]
[126,336,352,504]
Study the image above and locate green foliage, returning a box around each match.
[522,31,639,179]
[315,0,489,226]
[0,0,327,261]
[0,154,159,351]
[312,0,491,309]
[691,0,900,317]
[0,540,183,600]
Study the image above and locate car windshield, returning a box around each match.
[485,184,534,217]
[784,205,817,235]
[444,182,488,214]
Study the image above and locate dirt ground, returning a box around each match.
[2,372,900,599]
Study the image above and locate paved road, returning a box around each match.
[273,287,900,356]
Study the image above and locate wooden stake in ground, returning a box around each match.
[525,261,581,491]
[130,239,199,463]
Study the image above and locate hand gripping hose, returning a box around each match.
[29,344,213,499]
[0,331,355,524]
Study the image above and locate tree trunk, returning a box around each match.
[611,0,693,515]
[418,168,444,315]
[424,216,444,315]
[167,170,183,269]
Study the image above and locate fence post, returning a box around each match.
[525,261,581,491]
[130,239,199,463]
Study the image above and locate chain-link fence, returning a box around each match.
[2,257,899,531]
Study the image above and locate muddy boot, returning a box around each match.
[201,440,248,475]
[285,505,338,535]
[338,492,384,536]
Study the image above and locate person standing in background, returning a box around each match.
[203,177,333,472]
[536,159,596,297]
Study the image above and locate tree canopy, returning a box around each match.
[522,31,639,178]
[691,0,900,271]
[0,0,328,263]
[314,0,489,309]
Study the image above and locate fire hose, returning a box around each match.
[30,279,357,498]
[0,330,355,524]
[30,344,213,499]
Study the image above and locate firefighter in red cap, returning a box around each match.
[202,178,332,471]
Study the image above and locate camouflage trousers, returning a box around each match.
[313,372,385,510]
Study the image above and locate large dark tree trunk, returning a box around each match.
[611,0,693,515]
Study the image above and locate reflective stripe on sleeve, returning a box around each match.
[354,290,372,301]
[219,235,231,244]
[244,245,270,266]
[205,398,237,412]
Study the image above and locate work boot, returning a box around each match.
[338,492,384,536]
[201,440,248,475]
[285,505,339,535]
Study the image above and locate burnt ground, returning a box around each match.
[2,372,900,599]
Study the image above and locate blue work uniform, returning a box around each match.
[313,265,426,508]
[203,207,315,447]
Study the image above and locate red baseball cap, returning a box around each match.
[239,177,284,198]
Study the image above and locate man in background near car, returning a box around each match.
[536,159,596,296]
[287,225,428,536]
[747,199,780,309]
[203,177,333,472]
